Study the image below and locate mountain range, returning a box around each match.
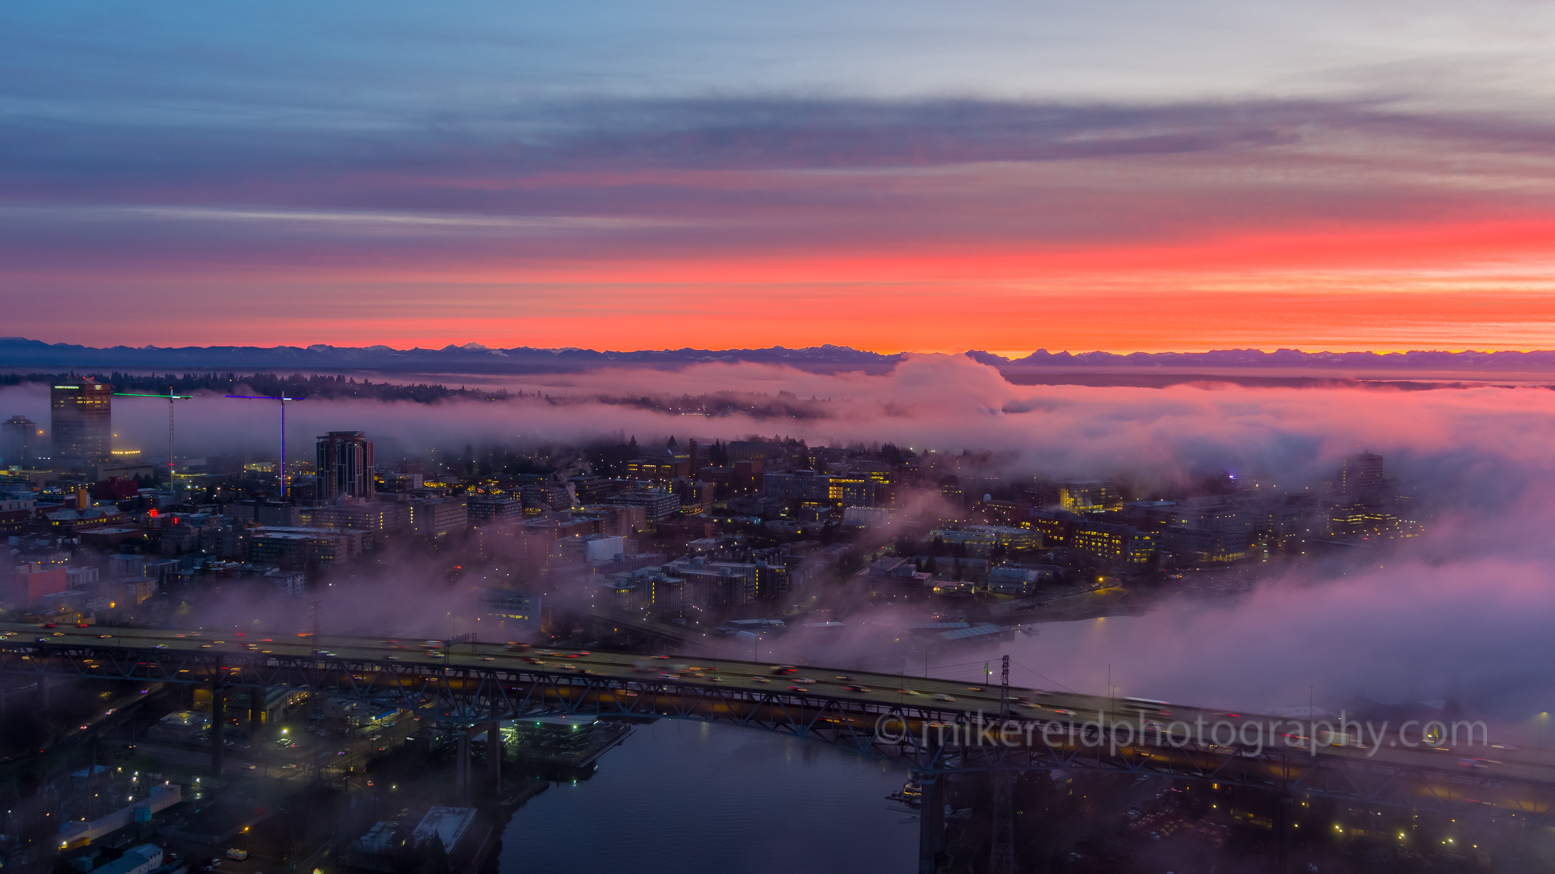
[5,337,1555,375]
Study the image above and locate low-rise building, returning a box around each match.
[857,556,933,600]
[606,488,680,521]
[927,525,1040,557]
[843,506,891,528]
[412,807,477,855]
[406,496,468,537]
[298,501,409,549]
[763,470,877,508]
[4,562,68,606]
[661,555,789,606]
[466,495,524,526]
[246,526,364,569]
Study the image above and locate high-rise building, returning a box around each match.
[2,415,37,466]
[1337,452,1385,499]
[316,431,375,501]
[51,377,112,467]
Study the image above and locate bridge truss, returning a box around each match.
[3,638,1549,827]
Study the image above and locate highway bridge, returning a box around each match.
[4,622,1552,872]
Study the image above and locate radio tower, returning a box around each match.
[989,654,1016,874]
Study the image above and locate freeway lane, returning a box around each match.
[5,622,1553,798]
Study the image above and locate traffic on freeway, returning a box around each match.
[5,621,1553,792]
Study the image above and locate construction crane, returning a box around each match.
[225,393,301,498]
[112,388,192,492]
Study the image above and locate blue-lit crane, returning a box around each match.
[225,393,301,498]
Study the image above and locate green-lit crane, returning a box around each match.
[112,388,192,492]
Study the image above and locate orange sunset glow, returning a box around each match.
[5,2,1555,355]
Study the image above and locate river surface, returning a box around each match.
[498,719,917,873]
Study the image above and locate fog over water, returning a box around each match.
[8,354,1555,730]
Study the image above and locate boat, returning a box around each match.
[887,776,923,808]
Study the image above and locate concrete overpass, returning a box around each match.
[4,622,1552,872]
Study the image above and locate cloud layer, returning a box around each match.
[6,90,1555,350]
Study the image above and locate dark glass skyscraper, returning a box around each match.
[1338,451,1385,499]
[317,430,375,501]
[51,376,112,467]
[2,415,38,466]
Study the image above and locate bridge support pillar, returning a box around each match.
[486,722,501,793]
[989,769,1015,874]
[456,731,471,802]
[918,773,945,874]
[249,687,263,737]
[1276,792,1294,874]
[211,682,225,782]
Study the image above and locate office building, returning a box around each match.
[407,495,469,537]
[926,525,1040,557]
[51,377,112,467]
[1338,452,1385,500]
[763,470,877,508]
[1,415,37,466]
[246,526,364,570]
[606,488,680,521]
[484,588,541,636]
[662,555,788,606]
[1070,518,1153,564]
[298,501,409,549]
[520,482,573,511]
[625,455,690,483]
[569,475,624,503]
[727,441,784,462]
[674,477,715,512]
[467,494,524,525]
[1058,481,1121,514]
[316,431,375,501]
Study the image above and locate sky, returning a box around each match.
[3,0,1555,354]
